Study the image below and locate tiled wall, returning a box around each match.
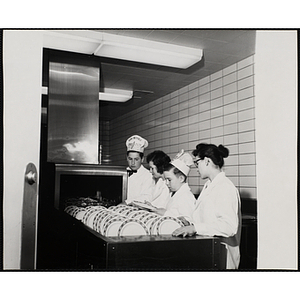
[110,55,256,199]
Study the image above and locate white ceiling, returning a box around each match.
[44,29,256,120]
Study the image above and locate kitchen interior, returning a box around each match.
[2,29,298,271]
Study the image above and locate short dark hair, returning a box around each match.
[163,163,187,182]
[127,151,144,159]
[192,143,229,168]
[146,150,171,174]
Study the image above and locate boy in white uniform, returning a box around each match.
[125,135,153,204]
[153,150,196,221]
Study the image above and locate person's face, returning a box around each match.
[194,157,208,179]
[149,161,162,180]
[127,152,143,171]
[163,170,184,193]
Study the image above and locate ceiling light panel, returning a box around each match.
[93,32,203,69]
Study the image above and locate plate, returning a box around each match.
[92,210,109,230]
[118,219,149,237]
[85,208,106,227]
[103,217,126,237]
[147,216,161,235]
[132,201,158,211]
[155,216,184,235]
[82,206,106,225]
[117,206,136,216]
[64,205,78,215]
[98,213,116,234]
[142,213,158,224]
[74,208,87,220]
[94,211,111,232]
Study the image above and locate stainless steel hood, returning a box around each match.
[47,61,100,164]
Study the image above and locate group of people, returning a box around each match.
[124,135,241,269]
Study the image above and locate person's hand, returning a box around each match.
[152,208,166,215]
[177,216,190,226]
[172,225,196,237]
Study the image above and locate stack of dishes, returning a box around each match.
[64,204,185,237]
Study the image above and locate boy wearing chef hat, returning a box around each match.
[153,150,196,221]
[125,135,153,204]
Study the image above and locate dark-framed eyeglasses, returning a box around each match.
[194,158,202,167]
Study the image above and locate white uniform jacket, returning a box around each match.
[150,178,170,209]
[126,165,153,203]
[164,182,196,220]
[192,172,241,269]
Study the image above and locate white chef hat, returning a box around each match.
[171,149,194,176]
[126,135,149,153]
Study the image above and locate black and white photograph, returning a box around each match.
[1,20,298,300]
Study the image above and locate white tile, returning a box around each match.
[224,102,238,115]
[211,126,223,137]
[189,115,199,126]
[239,153,256,165]
[210,70,222,80]
[223,63,237,76]
[199,129,211,139]
[189,88,198,99]
[224,123,238,135]
[224,133,238,145]
[224,165,239,176]
[199,83,210,95]
[199,110,211,121]
[178,117,189,127]
[188,96,200,108]
[239,176,256,187]
[199,119,211,130]
[200,101,210,112]
[170,104,179,114]
[239,131,255,143]
[178,86,188,95]
[199,92,210,103]
[227,176,239,186]
[179,99,189,110]
[238,119,255,133]
[223,82,237,95]
[238,108,255,122]
[211,116,223,128]
[179,108,189,119]
[211,107,223,118]
[238,76,254,90]
[189,131,199,141]
[189,105,199,116]
[237,65,253,80]
[224,92,237,105]
[179,125,189,135]
[237,55,254,69]
[238,97,254,111]
[211,97,223,109]
[210,136,224,145]
[224,112,238,125]
[239,142,256,154]
[238,86,254,101]
[210,78,223,90]
[179,92,189,102]
[211,87,222,100]
[199,76,210,86]
[223,72,237,85]
[189,81,199,90]
[171,90,179,98]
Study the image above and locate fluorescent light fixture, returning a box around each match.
[93,32,203,69]
[42,86,132,102]
[43,30,203,69]
[99,88,133,102]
